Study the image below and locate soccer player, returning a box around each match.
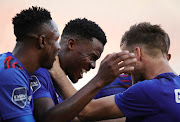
[32,18,137,121]
[94,33,171,99]
[0,6,60,121]
[32,18,107,121]
[73,22,180,122]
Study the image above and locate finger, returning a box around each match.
[55,55,59,62]
[105,50,130,62]
[110,55,136,76]
[53,56,60,67]
[112,52,136,65]
[118,57,137,68]
[119,66,134,74]
[101,53,115,63]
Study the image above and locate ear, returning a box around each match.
[39,35,46,48]
[167,54,171,61]
[67,39,76,50]
[134,47,142,61]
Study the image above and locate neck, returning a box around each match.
[58,50,66,74]
[144,57,176,80]
[12,42,40,74]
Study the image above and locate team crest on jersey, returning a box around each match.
[175,89,180,103]
[12,87,27,108]
[31,75,41,93]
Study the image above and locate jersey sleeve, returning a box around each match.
[0,68,33,120]
[32,72,52,100]
[114,81,159,119]
[94,75,132,99]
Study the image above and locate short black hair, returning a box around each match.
[61,18,107,45]
[121,22,170,55]
[12,6,52,41]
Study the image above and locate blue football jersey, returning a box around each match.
[94,74,132,99]
[115,73,180,122]
[0,52,34,121]
[32,68,64,105]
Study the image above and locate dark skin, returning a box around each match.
[34,36,137,122]
[12,20,60,75]
[34,37,104,121]
[59,38,104,83]
[39,50,137,122]
[12,36,43,74]
[4,19,60,121]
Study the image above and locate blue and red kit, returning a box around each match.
[32,67,63,105]
[0,52,34,121]
[94,74,132,99]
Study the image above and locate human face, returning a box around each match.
[64,38,104,83]
[41,20,60,69]
[121,42,145,84]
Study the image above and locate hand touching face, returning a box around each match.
[95,50,137,87]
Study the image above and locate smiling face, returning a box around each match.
[59,37,104,83]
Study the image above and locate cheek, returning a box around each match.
[81,57,90,64]
[55,41,60,51]
[49,41,60,53]
[73,58,87,68]
[47,44,56,59]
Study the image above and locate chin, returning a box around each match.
[71,79,78,84]
[69,76,78,84]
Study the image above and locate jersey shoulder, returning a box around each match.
[0,53,23,70]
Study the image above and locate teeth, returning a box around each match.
[82,69,87,73]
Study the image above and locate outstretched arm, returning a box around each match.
[78,95,124,121]
[43,51,136,122]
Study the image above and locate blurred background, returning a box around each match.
[1,0,180,89]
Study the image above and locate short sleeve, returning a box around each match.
[0,68,33,120]
[115,81,159,119]
[32,74,52,100]
[94,75,132,99]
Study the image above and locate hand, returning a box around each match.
[101,52,115,63]
[49,56,66,82]
[95,50,137,87]
[49,56,77,99]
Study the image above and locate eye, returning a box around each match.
[92,55,99,61]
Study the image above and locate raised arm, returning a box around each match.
[49,56,77,99]
[43,51,136,122]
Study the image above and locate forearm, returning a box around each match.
[50,56,77,99]
[43,76,104,122]
[96,117,126,122]
[77,96,124,121]
[52,73,77,99]
[45,51,136,122]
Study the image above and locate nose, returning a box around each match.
[90,61,96,69]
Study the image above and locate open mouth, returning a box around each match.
[80,68,88,78]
